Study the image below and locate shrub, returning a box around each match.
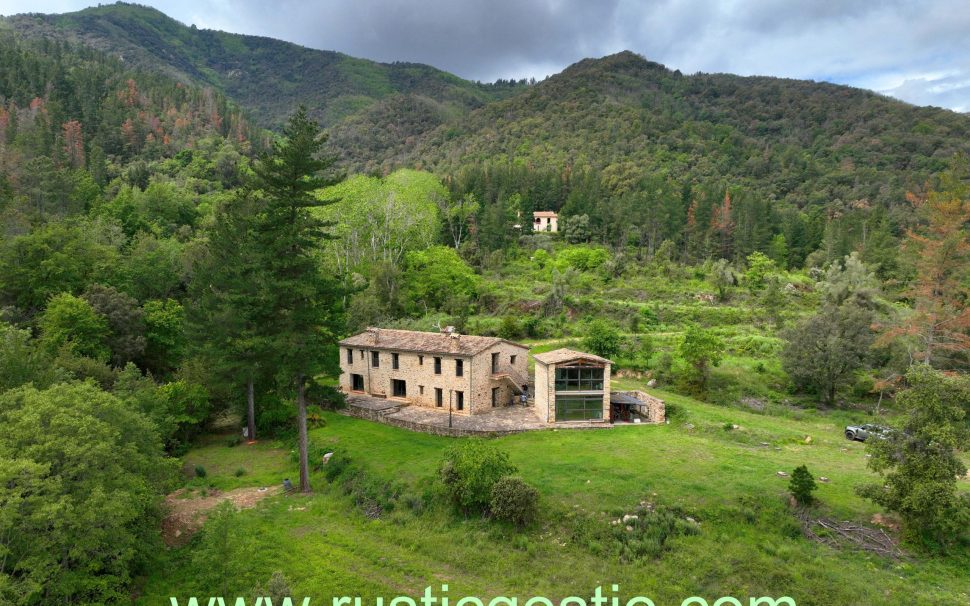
[789,465,817,505]
[582,318,622,359]
[252,571,293,606]
[498,315,523,339]
[490,476,540,527]
[234,468,246,477]
[440,440,517,513]
[612,504,700,562]
[194,464,207,478]
[323,451,352,483]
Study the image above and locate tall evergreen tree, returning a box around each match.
[251,107,344,492]
[187,191,266,442]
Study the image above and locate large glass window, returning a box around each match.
[555,394,604,421]
[554,366,604,391]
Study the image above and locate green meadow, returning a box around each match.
[143,386,970,606]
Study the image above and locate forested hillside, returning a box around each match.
[1,6,969,605]
[2,2,524,129]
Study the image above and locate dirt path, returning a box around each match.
[162,485,282,547]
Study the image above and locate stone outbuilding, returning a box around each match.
[533,348,612,424]
[339,327,529,416]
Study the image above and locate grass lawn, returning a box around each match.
[141,386,970,606]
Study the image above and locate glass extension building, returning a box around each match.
[533,348,611,423]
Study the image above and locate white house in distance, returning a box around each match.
[533,211,558,232]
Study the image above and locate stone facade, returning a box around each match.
[338,329,528,416]
[533,211,558,233]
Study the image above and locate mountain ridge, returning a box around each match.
[5,3,970,213]
[1,2,524,129]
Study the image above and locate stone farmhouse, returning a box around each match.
[339,327,530,415]
[339,328,665,428]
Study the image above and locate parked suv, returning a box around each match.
[844,423,890,442]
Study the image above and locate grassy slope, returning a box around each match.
[145,386,970,606]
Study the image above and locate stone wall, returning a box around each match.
[616,390,666,423]
[534,360,551,422]
[469,341,530,415]
[339,341,529,416]
[341,406,527,437]
[340,345,473,414]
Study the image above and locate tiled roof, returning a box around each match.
[533,211,558,217]
[533,348,612,365]
[340,328,527,357]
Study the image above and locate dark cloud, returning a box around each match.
[4,0,968,110]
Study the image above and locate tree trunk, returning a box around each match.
[246,376,256,443]
[296,374,311,493]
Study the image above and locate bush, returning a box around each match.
[582,318,622,359]
[440,440,517,513]
[611,504,700,562]
[789,465,817,505]
[490,476,540,527]
[194,464,207,478]
[498,315,523,339]
[323,451,352,483]
[234,468,246,477]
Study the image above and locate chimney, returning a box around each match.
[441,325,455,335]
[448,332,461,351]
[366,327,380,344]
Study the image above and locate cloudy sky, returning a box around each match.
[1,0,968,111]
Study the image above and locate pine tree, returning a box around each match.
[187,191,267,443]
[251,107,344,493]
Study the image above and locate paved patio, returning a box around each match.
[345,394,612,434]
[385,403,550,432]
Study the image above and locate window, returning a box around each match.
[419,355,424,365]
[391,379,406,398]
[434,357,441,375]
[419,385,424,395]
[491,387,500,407]
[491,352,499,373]
[392,352,399,370]
[346,348,353,364]
[555,394,603,421]
[435,388,443,408]
[510,354,517,365]
[371,351,380,368]
[455,359,464,377]
[351,374,364,391]
[554,366,604,392]
[359,349,364,360]
[456,391,464,411]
